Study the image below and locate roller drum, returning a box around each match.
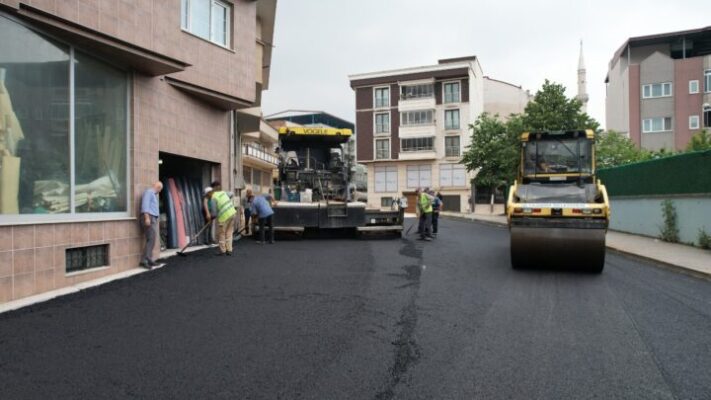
[510,226,606,273]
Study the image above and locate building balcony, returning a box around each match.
[243,143,279,169]
[398,149,437,161]
[398,124,436,138]
[398,96,436,112]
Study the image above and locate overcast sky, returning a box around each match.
[262,0,710,129]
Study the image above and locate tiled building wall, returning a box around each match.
[0,220,142,302]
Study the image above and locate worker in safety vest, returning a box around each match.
[417,187,434,241]
[207,180,237,256]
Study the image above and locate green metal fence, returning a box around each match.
[597,150,711,196]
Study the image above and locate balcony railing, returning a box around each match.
[243,144,278,165]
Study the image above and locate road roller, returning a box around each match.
[506,129,610,273]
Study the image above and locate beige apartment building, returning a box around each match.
[0,0,277,304]
[349,56,529,213]
[606,26,711,151]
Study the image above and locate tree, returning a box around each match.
[462,81,602,192]
[522,80,600,132]
[461,113,519,189]
[686,129,711,151]
[595,130,650,169]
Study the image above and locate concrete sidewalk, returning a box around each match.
[441,211,711,279]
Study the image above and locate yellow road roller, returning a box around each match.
[506,130,610,272]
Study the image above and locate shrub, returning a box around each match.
[659,200,679,243]
[699,228,711,250]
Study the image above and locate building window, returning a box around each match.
[252,169,262,193]
[642,82,672,98]
[375,112,390,134]
[374,87,390,108]
[181,0,231,47]
[243,166,252,184]
[374,166,397,193]
[400,84,434,100]
[375,139,390,160]
[689,80,699,94]
[445,136,460,157]
[406,165,432,188]
[642,117,673,133]
[439,164,467,187]
[444,81,460,103]
[400,110,434,126]
[444,109,460,130]
[0,16,129,221]
[401,137,434,152]
[689,115,700,130]
[380,197,393,207]
[704,106,711,128]
[706,70,711,93]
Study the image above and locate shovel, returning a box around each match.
[177,220,214,256]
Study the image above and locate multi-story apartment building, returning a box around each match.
[349,56,528,213]
[606,26,711,151]
[0,0,276,304]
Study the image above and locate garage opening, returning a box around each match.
[441,195,461,212]
[158,152,218,249]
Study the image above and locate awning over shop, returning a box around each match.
[167,77,253,110]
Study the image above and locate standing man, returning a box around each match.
[250,192,275,244]
[207,181,237,256]
[140,181,163,269]
[243,189,254,235]
[417,187,433,241]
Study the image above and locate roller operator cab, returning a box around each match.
[506,130,610,273]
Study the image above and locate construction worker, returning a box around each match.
[430,189,442,236]
[207,181,237,256]
[249,191,275,244]
[417,187,434,241]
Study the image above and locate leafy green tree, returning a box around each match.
[686,129,711,151]
[522,80,600,132]
[462,113,519,189]
[595,130,650,169]
[462,81,602,192]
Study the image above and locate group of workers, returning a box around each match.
[415,187,443,241]
[139,180,276,268]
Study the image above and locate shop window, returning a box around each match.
[406,165,431,188]
[374,166,397,193]
[74,52,128,213]
[0,15,129,221]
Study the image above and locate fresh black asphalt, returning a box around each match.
[1,218,711,399]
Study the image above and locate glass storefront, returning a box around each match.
[0,15,128,220]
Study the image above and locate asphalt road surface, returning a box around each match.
[1,218,711,399]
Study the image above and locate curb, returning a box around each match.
[606,247,711,281]
[439,213,507,228]
[1,238,241,315]
[0,268,149,315]
[441,214,711,280]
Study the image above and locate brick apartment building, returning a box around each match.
[349,56,529,212]
[606,26,711,151]
[0,0,276,304]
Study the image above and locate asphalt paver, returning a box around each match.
[1,218,711,399]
